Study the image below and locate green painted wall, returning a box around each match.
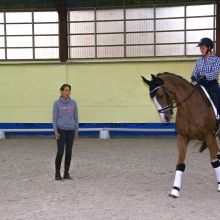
[0,59,195,123]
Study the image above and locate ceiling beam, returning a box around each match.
[53,0,68,62]
[0,0,215,10]
[216,1,220,56]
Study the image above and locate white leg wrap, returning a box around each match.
[169,171,183,198]
[215,166,220,182]
[214,166,220,192]
[173,170,183,188]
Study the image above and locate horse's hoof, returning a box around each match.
[169,193,178,199]
[169,189,179,198]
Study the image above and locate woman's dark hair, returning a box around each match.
[60,84,71,91]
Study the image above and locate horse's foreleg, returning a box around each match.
[169,134,188,198]
[207,135,220,192]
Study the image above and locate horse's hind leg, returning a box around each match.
[169,134,188,198]
[206,135,220,191]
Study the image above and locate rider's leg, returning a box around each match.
[207,86,219,112]
[206,84,220,135]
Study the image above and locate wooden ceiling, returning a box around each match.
[0,0,215,10]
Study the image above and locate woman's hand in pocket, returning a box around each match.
[55,132,60,140]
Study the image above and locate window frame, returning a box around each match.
[0,9,59,61]
[68,3,216,59]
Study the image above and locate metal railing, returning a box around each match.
[0,127,176,139]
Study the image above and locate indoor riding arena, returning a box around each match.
[1,1,220,220]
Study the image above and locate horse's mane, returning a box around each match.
[157,72,191,85]
[157,72,211,106]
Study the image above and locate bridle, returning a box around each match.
[151,83,199,114]
[158,86,174,114]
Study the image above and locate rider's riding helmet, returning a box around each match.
[197,37,214,50]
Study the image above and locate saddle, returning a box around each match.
[200,85,220,135]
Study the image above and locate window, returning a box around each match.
[68,3,216,59]
[0,11,59,60]
[0,3,216,60]
[69,10,95,58]
[0,12,4,59]
[34,12,59,59]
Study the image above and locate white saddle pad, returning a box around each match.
[200,85,220,120]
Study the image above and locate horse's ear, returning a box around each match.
[151,74,156,80]
[141,76,150,85]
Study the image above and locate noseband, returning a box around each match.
[150,86,174,114]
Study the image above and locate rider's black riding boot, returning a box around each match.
[208,85,220,135]
[215,107,220,135]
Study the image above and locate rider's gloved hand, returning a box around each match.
[191,75,197,85]
[199,78,208,87]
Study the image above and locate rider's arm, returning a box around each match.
[191,59,201,81]
[205,56,220,81]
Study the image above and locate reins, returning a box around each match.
[156,83,200,114]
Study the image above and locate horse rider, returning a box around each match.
[191,37,220,132]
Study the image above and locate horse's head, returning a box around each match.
[141,74,174,122]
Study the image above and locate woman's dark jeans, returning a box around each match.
[55,128,75,174]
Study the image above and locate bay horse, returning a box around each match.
[141,72,220,198]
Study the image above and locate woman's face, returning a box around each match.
[61,86,71,99]
[200,45,209,56]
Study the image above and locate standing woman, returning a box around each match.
[53,84,79,180]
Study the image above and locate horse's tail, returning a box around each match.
[199,142,208,153]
